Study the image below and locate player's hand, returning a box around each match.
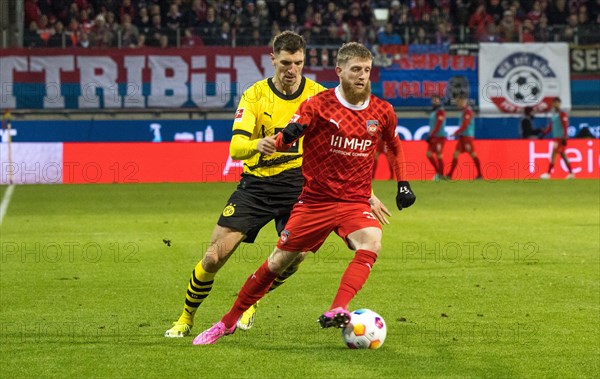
[257,135,277,155]
[369,193,392,225]
[282,123,307,144]
[396,181,416,210]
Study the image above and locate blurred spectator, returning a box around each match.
[323,23,345,45]
[80,8,93,34]
[186,0,206,26]
[479,20,501,42]
[106,12,120,35]
[119,14,140,48]
[387,0,403,25]
[413,26,433,44]
[451,0,472,26]
[25,0,42,26]
[89,14,115,47]
[410,0,433,22]
[79,31,91,47]
[214,21,233,46]
[181,27,203,47]
[119,0,136,23]
[435,22,454,44]
[37,15,54,44]
[135,7,152,36]
[136,33,146,48]
[469,4,494,38]
[66,19,81,46]
[166,3,183,31]
[67,2,79,25]
[378,22,402,45]
[51,0,71,24]
[24,21,44,48]
[521,19,536,41]
[590,0,600,23]
[256,0,271,33]
[527,1,544,23]
[286,13,302,34]
[548,0,570,24]
[535,14,552,41]
[198,6,219,45]
[47,21,70,47]
[237,27,264,46]
[498,10,520,41]
[577,4,590,24]
[308,13,328,44]
[395,11,413,42]
[323,1,338,26]
[486,0,505,23]
[159,34,170,48]
[147,14,164,46]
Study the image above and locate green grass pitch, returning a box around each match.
[1,179,598,378]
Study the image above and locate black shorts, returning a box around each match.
[217,169,303,243]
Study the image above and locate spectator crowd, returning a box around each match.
[23,0,600,48]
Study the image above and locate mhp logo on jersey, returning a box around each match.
[366,120,379,136]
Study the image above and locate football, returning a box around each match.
[506,69,543,104]
[341,309,387,349]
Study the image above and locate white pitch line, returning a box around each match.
[0,185,15,226]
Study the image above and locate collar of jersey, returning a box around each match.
[335,86,370,110]
[267,77,306,101]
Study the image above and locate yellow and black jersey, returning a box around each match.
[230,76,326,178]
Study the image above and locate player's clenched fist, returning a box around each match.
[396,181,416,210]
[282,123,307,144]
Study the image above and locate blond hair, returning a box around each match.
[336,42,373,66]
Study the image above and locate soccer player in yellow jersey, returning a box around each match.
[165,31,391,337]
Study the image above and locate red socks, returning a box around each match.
[330,249,378,310]
[221,260,278,328]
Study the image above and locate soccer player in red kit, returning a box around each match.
[426,94,447,180]
[192,42,416,345]
[540,97,574,179]
[446,94,483,180]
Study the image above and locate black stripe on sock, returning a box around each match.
[187,290,209,300]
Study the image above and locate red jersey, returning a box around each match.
[277,87,407,204]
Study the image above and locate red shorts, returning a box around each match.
[427,137,446,154]
[553,138,567,154]
[277,201,381,253]
[455,136,475,153]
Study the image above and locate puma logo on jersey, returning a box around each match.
[264,112,272,119]
[329,119,341,128]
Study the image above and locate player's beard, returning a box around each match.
[342,80,371,105]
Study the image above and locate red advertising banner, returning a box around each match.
[58,140,599,184]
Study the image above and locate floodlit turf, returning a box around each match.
[1,179,598,378]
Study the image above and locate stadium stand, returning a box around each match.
[20,0,600,48]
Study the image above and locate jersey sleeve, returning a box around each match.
[382,104,408,181]
[454,109,472,135]
[431,109,445,136]
[229,87,260,160]
[560,112,569,138]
